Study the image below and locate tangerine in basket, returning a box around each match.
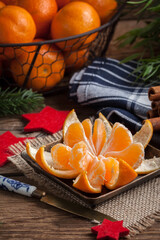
[51,1,101,51]
[71,0,118,24]
[15,0,58,38]
[0,5,36,44]
[0,0,17,4]
[0,1,5,8]
[64,48,89,71]
[56,0,71,9]
[10,39,65,92]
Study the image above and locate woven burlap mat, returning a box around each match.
[8,131,160,238]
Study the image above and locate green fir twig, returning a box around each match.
[0,88,45,117]
[117,0,160,82]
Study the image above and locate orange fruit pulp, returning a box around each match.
[26,110,153,193]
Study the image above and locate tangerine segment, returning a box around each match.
[104,143,144,169]
[51,143,73,170]
[99,112,112,140]
[133,119,153,148]
[73,171,102,194]
[104,158,138,190]
[98,156,119,184]
[63,109,80,139]
[36,146,78,179]
[101,122,133,155]
[82,118,96,154]
[70,141,94,172]
[87,157,106,188]
[135,157,160,174]
[73,157,105,193]
[64,122,94,154]
[92,118,107,156]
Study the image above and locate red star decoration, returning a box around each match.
[0,131,34,167]
[91,219,129,240]
[22,106,70,134]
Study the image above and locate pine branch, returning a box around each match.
[117,0,160,82]
[0,88,45,117]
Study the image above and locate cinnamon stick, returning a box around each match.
[147,109,158,118]
[147,117,160,131]
[148,86,160,101]
[151,100,160,110]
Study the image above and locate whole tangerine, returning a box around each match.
[0,1,5,8]
[16,0,58,38]
[10,40,65,92]
[64,48,89,72]
[0,0,17,4]
[51,1,101,51]
[71,0,118,24]
[56,0,70,9]
[0,5,36,44]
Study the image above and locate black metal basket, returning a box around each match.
[0,1,126,93]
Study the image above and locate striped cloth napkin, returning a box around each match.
[69,57,159,147]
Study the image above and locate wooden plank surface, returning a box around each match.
[0,19,160,240]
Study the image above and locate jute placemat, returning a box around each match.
[8,132,160,238]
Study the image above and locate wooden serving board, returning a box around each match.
[21,144,160,207]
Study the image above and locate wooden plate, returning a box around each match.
[21,143,160,207]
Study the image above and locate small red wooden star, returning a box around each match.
[22,106,70,134]
[91,219,129,240]
[0,131,34,167]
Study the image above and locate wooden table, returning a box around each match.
[0,20,160,240]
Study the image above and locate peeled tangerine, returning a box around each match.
[26,109,158,194]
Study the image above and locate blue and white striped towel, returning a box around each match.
[69,57,159,148]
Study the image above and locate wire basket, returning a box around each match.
[0,1,126,93]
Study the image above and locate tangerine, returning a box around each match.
[70,141,94,172]
[73,157,105,193]
[104,158,137,190]
[10,40,65,92]
[0,5,36,44]
[0,1,5,8]
[0,0,17,4]
[26,110,156,194]
[51,1,101,51]
[56,0,70,9]
[92,118,107,155]
[71,0,117,24]
[64,48,89,72]
[36,146,78,179]
[51,143,73,170]
[15,0,58,38]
